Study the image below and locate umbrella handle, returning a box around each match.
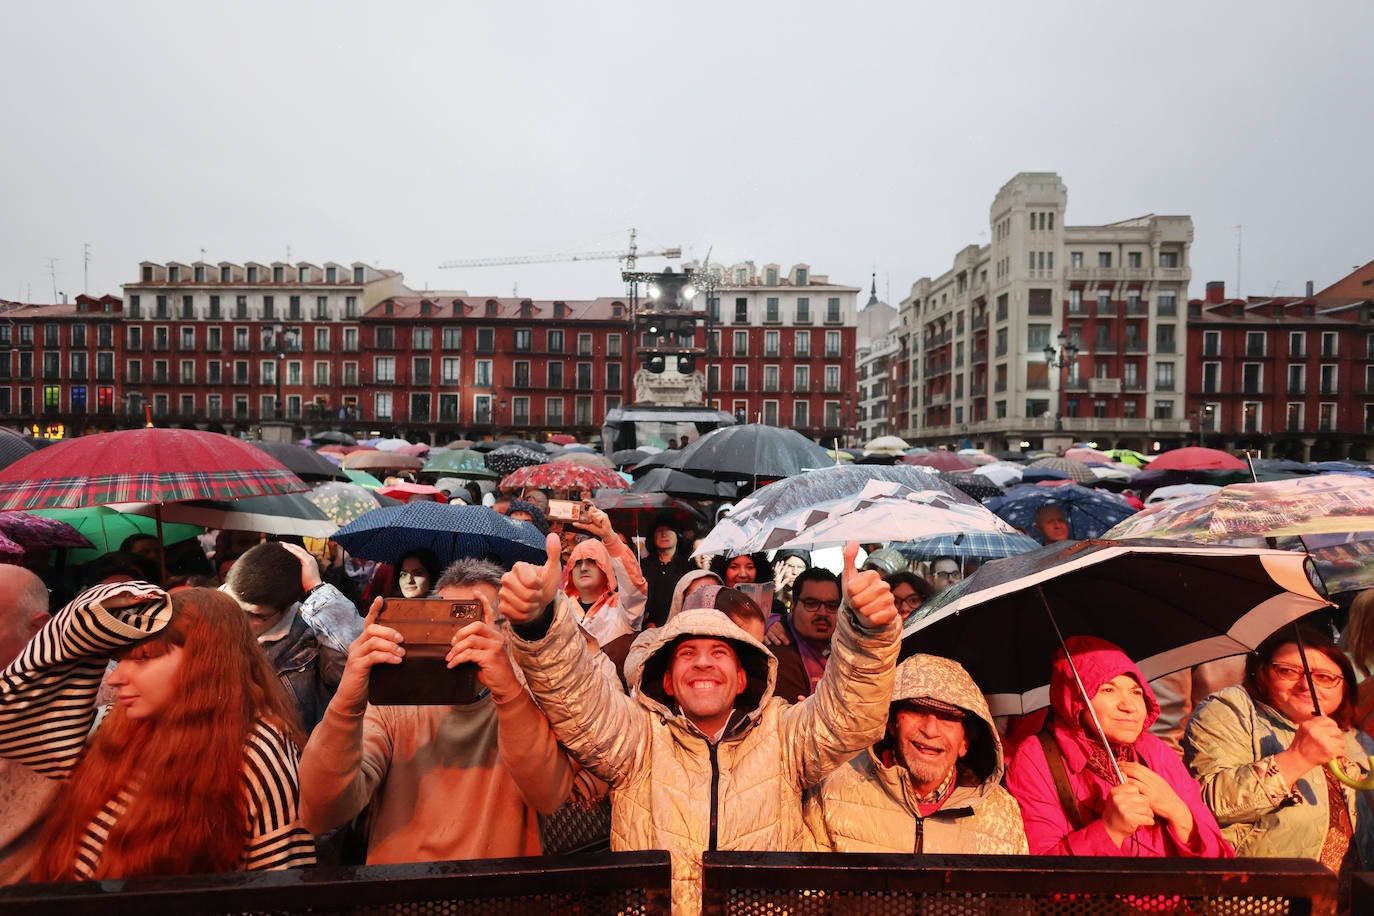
[1326,758,1374,791]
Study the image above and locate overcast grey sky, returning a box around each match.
[4,1,1372,308]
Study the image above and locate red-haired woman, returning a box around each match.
[0,581,315,880]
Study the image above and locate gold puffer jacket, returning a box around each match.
[804,653,1028,854]
[507,597,899,916]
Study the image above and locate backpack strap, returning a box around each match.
[1037,722,1086,832]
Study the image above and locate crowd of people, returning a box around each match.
[1,477,1373,914]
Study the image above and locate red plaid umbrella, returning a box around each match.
[0,428,309,511]
[500,463,629,494]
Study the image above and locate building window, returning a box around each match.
[793,400,809,428]
[764,330,780,357]
[1128,252,1142,269]
[1286,402,1304,431]
[607,362,621,391]
[1242,363,1262,394]
[1242,402,1261,433]
[765,297,779,322]
[375,392,392,420]
[343,327,359,352]
[1201,362,1220,393]
[826,298,841,322]
[1155,362,1175,391]
[1156,324,1176,353]
[794,365,810,391]
[732,365,748,391]
[1289,331,1306,357]
[474,360,492,387]
[578,334,593,356]
[1160,251,1179,268]
[1321,331,1338,357]
[1096,291,1111,314]
[794,331,811,358]
[824,365,840,392]
[1288,364,1305,394]
[1156,292,1177,316]
[1153,400,1174,420]
[412,357,431,385]
[547,362,563,388]
[546,397,563,426]
[763,365,779,392]
[413,327,433,350]
[510,396,529,424]
[1245,331,1267,357]
[734,298,748,323]
[374,356,395,383]
[607,334,621,357]
[1068,288,1084,313]
[825,331,841,357]
[514,329,532,351]
[1318,402,1336,432]
[1203,330,1220,356]
[1098,252,1112,268]
[1320,364,1338,394]
[439,394,459,422]
[575,396,593,426]
[733,331,749,357]
[576,362,592,390]
[824,401,841,427]
[796,297,810,323]
[442,357,461,383]
[547,329,563,353]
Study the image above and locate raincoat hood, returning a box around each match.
[625,606,777,721]
[563,537,618,602]
[884,653,1004,787]
[1049,634,1160,735]
[665,568,723,625]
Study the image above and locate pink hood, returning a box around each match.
[1049,635,1160,735]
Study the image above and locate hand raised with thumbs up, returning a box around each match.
[499,532,563,625]
[840,541,898,630]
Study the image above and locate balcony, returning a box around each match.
[1088,378,1122,394]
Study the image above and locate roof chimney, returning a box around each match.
[1205,280,1226,304]
[1305,280,1314,297]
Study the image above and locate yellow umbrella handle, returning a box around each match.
[1327,758,1374,791]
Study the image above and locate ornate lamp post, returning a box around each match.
[1042,331,1080,433]
[273,325,300,421]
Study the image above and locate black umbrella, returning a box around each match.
[250,441,350,482]
[629,449,680,478]
[631,467,738,500]
[471,438,550,454]
[0,429,37,470]
[332,502,547,568]
[668,424,832,481]
[938,471,1005,502]
[483,445,548,477]
[901,538,1332,717]
[308,430,357,447]
[611,448,653,468]
[592,490,707,537]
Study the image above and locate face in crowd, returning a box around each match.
[398,556,434,598]
[792,577,841,649]
[724,556,757,588]
[663,638,747,736]
[892,701,969,797]
[930,559,963,590]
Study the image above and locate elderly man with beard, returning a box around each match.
[804,653,1028,854]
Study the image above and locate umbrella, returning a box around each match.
[901,450,978,472]
[249,441,350,482]
[984,483,1137,542]
[1063,447,1113,464]
[0,428,308,511]
[306,482,393,527]
[1147,446,1247,472]
[937,471,1005,502]
[377,481,449,502]
[0,531,24,556]
[862,435,911,457]
[764,480,1019,553]
[421,448,499,480]
[308,430,357,447]
[1103,474,1374,544]
[694,465,976,558]
[611,448,653,468]
[1026,456,1097,485]
[471,439,548,454]
[629,449,681,478]
[31,506,205,562]
[893,530,1042,562]
[341,451,425,473]
[630,467,738,500]
[901,538,1333,717]
[592,490,707,537]
[0,511,93,549]
[117,493,338,539]
[551,451,616,470]
[548,433,577,446]
[344,468,386,489]
[332,502,547,569]
[484,445,549,477]
[972,462,1024,488]
[1248,458,1319,482]
[668,424,832,481]
[501,463,629,494]
[393,443,431,458]
[369,437,415,452]
[0,429,37,470]
[1145,483,1222,504]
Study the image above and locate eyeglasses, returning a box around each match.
[933,569,962,580]
[895,595,923,611]
[1268,662,1345,690]
[797,597,841,614]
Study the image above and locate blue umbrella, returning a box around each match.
[984,483,1137,542]
[332,502,547,569]
[894,530,1042,562]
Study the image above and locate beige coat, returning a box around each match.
[804,653,1027,855]
[507,598,899,916]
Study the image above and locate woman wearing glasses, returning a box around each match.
[1184,627,1374,878]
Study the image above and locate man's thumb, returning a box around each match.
[841,541,859,592]
[544,532,562,570]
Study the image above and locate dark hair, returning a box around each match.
[224,542,304,612]
[772,549,811,570]
[506,499,550,536]
[1246,626,1357,730]
[711,552,770,585]
[119,533,159,552]
[650,513,680,535]
[714,586,766,630]
[885,571,934,600]
[80,551,160,589]
[792,566,841,598]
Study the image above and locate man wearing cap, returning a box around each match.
[500,537,899,916]
[640,514,693,628]
[804,653,1028,854]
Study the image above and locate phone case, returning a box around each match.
[369,598,484,706]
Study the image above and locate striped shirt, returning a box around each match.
[0,581,316,876]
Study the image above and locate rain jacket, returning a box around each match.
[507,597,899,916]
[1184,684,1374,866]
[1006,636,1232,857]
[562,536,647,648]
[803,653,1027,854]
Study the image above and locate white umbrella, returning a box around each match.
[972,462,1023,487]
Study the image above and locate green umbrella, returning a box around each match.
[1105,448,1151,468]
[31,506,205,563]
[421,448,500,479]
[344,468,385,489]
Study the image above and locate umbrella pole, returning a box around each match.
[154,503,168,585]
[1291,624,1324,719]
[1038,585,1126,785]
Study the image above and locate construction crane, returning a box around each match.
[437,228,681,272]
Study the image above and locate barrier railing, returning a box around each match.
[701,852,1338,916]
[0,851,672,916]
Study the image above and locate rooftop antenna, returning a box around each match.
[83,243,91,295]
[286,244,292,262]
[46,257,58,303]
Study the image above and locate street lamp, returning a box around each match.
[273,326,300,421]
[1198,403,1216,449]
[1042,331,1080,433]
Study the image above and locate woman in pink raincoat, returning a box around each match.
[1006,635,1232,857]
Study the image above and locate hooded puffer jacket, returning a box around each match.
[507,597,898,916]
[561,535,646,648]
[1006,635,1232,857]
[803,653,1027,854]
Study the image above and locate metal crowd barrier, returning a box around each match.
[0,851,672,915]
[700,852,1338,916]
